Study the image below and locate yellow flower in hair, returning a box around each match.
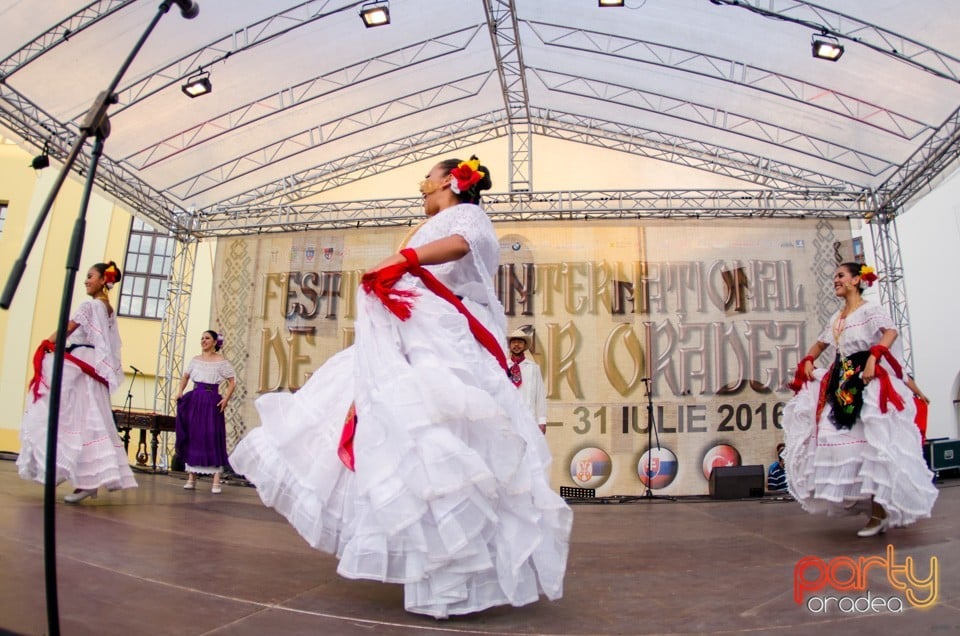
[460,157,482,173]
[104,264,118,286]
[859,264,878,287]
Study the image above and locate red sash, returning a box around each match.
[29,339,108,402]
[338,249,508,470]
[869,345,905,415]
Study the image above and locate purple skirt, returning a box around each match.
[175,382,229,468]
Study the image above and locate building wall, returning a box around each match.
[0,135,216,458]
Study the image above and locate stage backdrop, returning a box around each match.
[211,217,853,496]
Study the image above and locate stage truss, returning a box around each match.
[4,1,960,406]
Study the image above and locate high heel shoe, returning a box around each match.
[64,489,98,504]
[211,484,222,494]
[856,515,889,537]
[183,480,196,490]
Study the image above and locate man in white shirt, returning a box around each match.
[507,329,547,434]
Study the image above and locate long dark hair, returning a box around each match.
[437,155,493,205]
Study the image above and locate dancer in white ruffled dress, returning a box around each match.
[18,261,137,503]
[783,262,937,536]
[230,156,572,618]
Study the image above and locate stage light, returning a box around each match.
[598,0,625,6]
[181,70,212,98]
[811,33,844,61]
[360,1,390,27]
[30,142,50,170]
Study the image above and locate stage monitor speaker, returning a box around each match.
[560,486,596,499]
[709,465,764,499]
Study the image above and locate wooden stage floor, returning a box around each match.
[1,460,958,635]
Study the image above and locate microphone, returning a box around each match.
[171,0,199,19]
[130,365,142,374]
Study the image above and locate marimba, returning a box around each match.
[112,409,175,472]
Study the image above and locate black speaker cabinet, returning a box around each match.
[709,465,765,499]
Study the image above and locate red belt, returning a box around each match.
[29,339,108,402]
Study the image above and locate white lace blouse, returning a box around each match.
[186,357,236,385]
[406,203,506,338]
[816,302,896,359]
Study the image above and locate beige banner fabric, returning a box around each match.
[212,218,852,496]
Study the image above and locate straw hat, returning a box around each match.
[508,328,532,346]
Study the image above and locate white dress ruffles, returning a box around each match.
[18,299,137,492]
[782,302,937,527]
[230,203,572,618]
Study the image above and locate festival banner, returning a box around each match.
[212,218,853,496]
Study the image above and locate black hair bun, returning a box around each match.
[469,155,492,193]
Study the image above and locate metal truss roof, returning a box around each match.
[198,187,868,237]
[1,0,959,236]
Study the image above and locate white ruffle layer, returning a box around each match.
[18,349,137,492]
[783,368,937,527]
[230,285,571,618]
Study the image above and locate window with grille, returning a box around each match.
[118,218,173,319]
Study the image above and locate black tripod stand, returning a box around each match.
[0,4,200,634]
[118,367,138,452]
[639,377,675,501]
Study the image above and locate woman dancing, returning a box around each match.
[783,262,937,536]
[231,155,571,618]
[175,330,236,494]
[18,261,137,503]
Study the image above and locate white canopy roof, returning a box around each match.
[1,0,959,232]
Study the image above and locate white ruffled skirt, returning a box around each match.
[17,348,137,492]
[230,283,572,618]
[782,367,937,527]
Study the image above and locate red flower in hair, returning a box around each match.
[104,266,118,285]
[859,265,877,287]
[449,157,485,195]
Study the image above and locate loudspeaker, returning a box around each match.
[709,465,764,499]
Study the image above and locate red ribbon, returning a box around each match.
[398,248,508,372]
[869,345,903,380]
[787,355,815,393]
[339,248,510,470]
[360,263,418,320]
[338,403,357,471]
[913,396,928,444]
[29,339,108,402]
[872,365,905,414]
[868,345,905,414]
[868,346,905,415]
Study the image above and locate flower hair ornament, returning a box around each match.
[449,156,485,195]
[216,334,225,350]
[859,264,878,287]
[103,264,119,290]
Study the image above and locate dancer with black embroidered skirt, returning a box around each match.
[782,262,937,537]
[176,330,236,494]
[230,155,571,618]
[17,261,137,503]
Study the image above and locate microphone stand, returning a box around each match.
[640,377,675,502]
[0,4,198,634]
[120,367,140,459]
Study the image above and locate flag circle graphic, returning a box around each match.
[569,447,612,489]
[637,447,679,489]
[701,444,742,479]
